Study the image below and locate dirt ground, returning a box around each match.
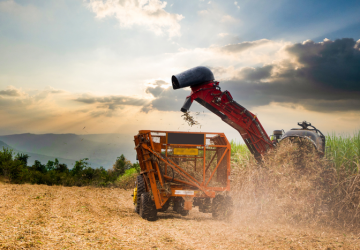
[1,184,360,249]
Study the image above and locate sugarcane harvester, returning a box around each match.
[173,66,325,159]
[174,66,274,161]
[133,66,325,221]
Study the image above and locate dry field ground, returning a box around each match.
[1,183,360,249]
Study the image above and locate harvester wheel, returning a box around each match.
[157,199,171,212]
[135,175,146,214]
[139,192,157,221]
[173,197,189,216]
[180,209,189,216]
[212,195,234,220]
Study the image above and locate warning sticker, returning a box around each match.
[174,190,195,195]
[174,148,198,155]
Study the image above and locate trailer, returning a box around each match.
[133,130,233,221]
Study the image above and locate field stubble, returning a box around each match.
[2,136,360,249]
[231,139,360,229]
[1,183,360,249]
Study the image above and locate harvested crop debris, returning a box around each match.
[182,111,200,127]
[230,138,360,229]
[1,183,360,249]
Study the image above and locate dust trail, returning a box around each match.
[230,138,360,230]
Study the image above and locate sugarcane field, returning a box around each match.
[1,1,360,249]
[2,131,360,249]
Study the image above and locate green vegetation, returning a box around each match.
[2,131,358,188]
[230,131,360,228]
[230,131,360,171]
[326,131,360,172]
[0,148,139,187]
[230,140,250,156]
[115,167,140,189]
[230,140,251,166]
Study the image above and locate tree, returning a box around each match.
[71,158,89,176]
[0,148,27,183]
[46,160,55,171]
[113,154,132,175]
[132,162,141,173]
[15,153,29,166]
[0,147,14,177]
[31,160,47,174]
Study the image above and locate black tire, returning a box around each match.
[135,175,146,214]
[180,209,189,216]
[173,197,189,216]
[157,199,171,212]
[198,198,211,213]
[212,195,234,220]
[139,192,157,221]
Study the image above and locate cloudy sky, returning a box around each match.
[0,0,359,141]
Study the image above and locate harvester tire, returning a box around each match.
[157,199,171,212]
[135,175,146,214]
[173,197,189,216]
[139,192,157,221]
[212,195,234,220]
[180,209,189,216]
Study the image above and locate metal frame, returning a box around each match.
[134,130,231,209]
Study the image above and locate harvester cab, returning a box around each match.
[280,121,326,156]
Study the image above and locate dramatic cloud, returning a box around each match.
[220,39,270,54]
[0,86,77,135]
[0,87,21,96]
[142,80,189,113]
[104,38,359,114]
[286,38,360,91]
[0,86,68,109]
[236,65,273,81]
[86,0,184,37]
[222,38,360,112]
[75,94,148,112]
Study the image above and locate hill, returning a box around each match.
[0,133,136,169]
[0,140,78,168]
[0,140,13,150]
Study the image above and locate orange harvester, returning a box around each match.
[133,130,233,221]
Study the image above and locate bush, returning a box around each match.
[115,169,137,190]
[124,167,138,177]
[0,148,137,188]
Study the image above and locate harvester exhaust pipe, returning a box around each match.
[172,66,214,90]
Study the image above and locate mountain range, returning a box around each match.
[0,133,136,169]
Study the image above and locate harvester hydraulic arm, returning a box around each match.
[172,66,274,159]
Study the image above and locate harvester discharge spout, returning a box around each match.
[172,66,326,159]
[172,66,214,113]
[181,97,193,113]
[172,66,214,90]
[172,66,274,160]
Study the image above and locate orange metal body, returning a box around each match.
[134,130,231,210]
